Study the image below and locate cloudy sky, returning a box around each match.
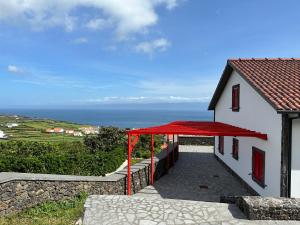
[0,0,300,108]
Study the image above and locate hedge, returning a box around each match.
[0,141,125,176]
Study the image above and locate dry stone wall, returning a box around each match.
[0,144,178,215]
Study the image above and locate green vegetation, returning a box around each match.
[84,126,126,153]
[0,141,125,176]
[0,192,88,225]
[0,115,85,143]
[132,134,164,158]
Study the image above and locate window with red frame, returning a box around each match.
[232,138,239,160]
[218,136,224,155]
[232,84,240,111]
[252,147,265,187]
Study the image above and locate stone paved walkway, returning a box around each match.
[83,195,300,225]
[83,146,300,225]
[136,145,250,202]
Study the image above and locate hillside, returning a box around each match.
[0,115,94,142]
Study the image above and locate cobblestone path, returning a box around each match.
[136,145,250,202]
[83,146,300,225]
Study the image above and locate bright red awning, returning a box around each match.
[127,121,268,140]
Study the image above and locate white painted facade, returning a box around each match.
[291,118,300,198]
[214,70,282,196]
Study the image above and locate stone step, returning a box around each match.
[83,195,246,225]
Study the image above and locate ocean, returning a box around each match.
[0,109,213,128]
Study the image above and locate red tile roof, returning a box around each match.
[209,58,300,112]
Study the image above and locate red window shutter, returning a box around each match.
[252,147,265,187]
[232,138,239,160]
[232,85,240,111]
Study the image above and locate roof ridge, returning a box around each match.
[228,58,300,61]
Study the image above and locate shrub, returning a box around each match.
[132,135,163,159]
[84,127,126,153]
[0,141,126,176]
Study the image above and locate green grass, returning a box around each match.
[0,116,87,143]
[0,193,88,225]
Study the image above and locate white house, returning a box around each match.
[6,123,18,128]
[0,130,7,139]
[208,58,300,198]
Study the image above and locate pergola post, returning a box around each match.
[166,135,169,173]
[150,134,155,185]
[172,134,175,165]
[127,133,132,195]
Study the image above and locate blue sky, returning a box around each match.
[0,0,300,109]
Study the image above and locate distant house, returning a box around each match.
[45,128,55,133]
[0,130,7,139]
[54,128,64,133]
[73,131,83,137]
[65,129,75,135]
[6,123,19,128]
[208,58,300,198]
[79,126,99,135]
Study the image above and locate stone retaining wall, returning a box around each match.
[0,144,178,215]
[236,196,300,220]
[178,136,214,146]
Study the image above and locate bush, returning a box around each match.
[132,135,163,159]
[0,129,163,175]
[84,127,126,153]
[0,141,126,176]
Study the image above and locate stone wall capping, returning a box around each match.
[0,172,123,183]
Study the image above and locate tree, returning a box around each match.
[84,126,126,153]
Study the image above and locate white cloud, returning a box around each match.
[86,18,111,31]
[80,95,206,104]
[7,65,24,74]
[135,38,171,54]
[138,79,217,100]
[0,0,179,39]
[71,37,89,44]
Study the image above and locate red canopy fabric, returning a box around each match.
[127,121,267,140]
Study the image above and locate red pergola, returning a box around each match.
[126,121,268,195]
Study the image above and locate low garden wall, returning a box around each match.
[0,144,179,215]
[236,196,300,220]
[178,135,214,146]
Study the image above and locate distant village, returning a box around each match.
[0,119,99,139]
[45,126,99,137]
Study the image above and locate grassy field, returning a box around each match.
[0,193,87,225]
[0,115,88,142]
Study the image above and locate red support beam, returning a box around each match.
[127,133,132,195]
[166,135,169,173]
[150,134,154,185]
[172,134,175,165]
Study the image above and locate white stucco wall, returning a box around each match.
[291,118,300,198]
[214,70,282,196]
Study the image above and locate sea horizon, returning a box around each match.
[0,108,213,128]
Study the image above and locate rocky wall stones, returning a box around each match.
[178,136,214,146]
[236,196,300,220]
